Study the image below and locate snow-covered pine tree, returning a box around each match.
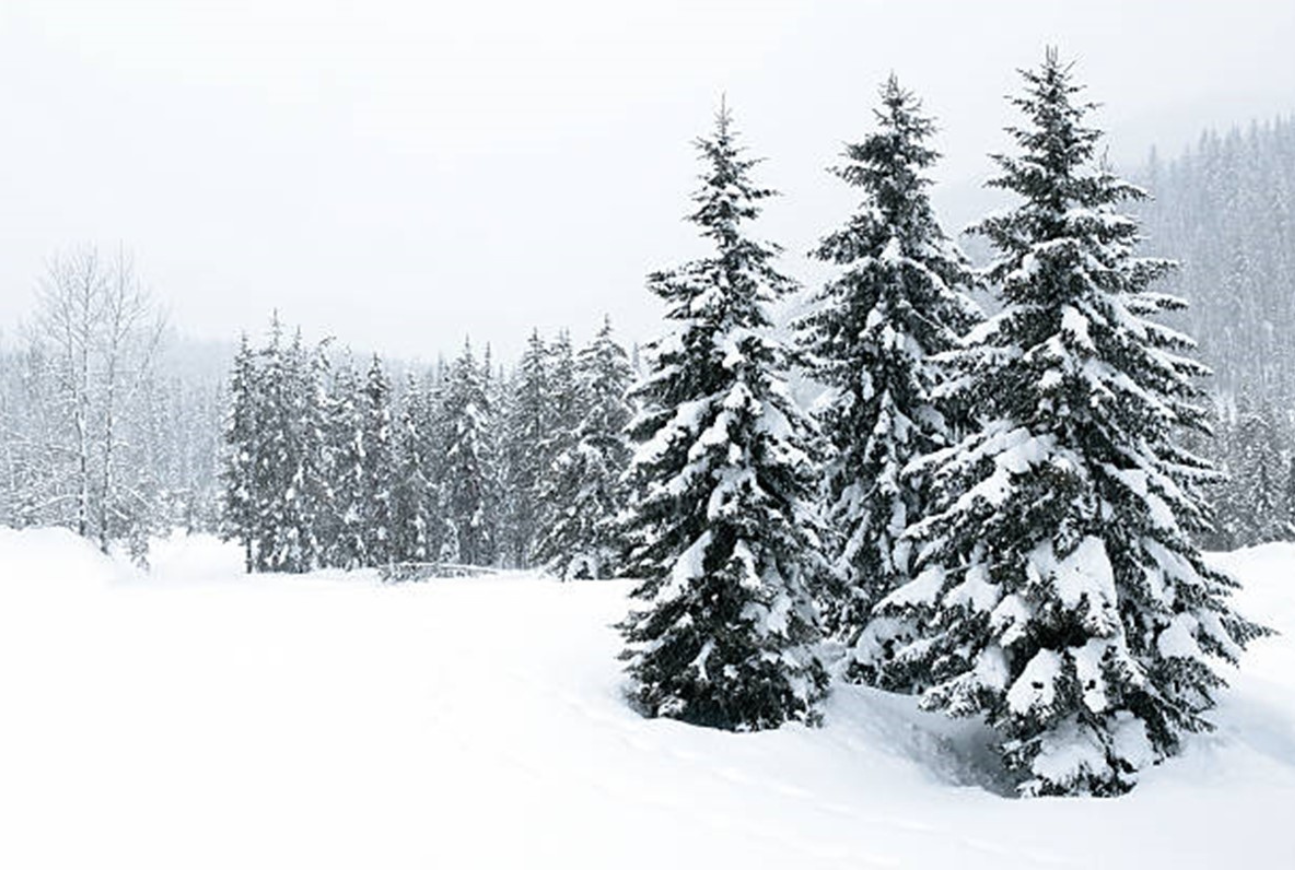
[481,344,504,565]
[221,334,260,572]
[1208,411,1244,550]
[391,373,437,563]
[1224,395,1288,546]
[301,340,335,565]
[1284,455,1295,541]
[441,339,498,566]
[544,330,580,464]
[795,74,981,668]
[876,51,1269,796]
[618,103,828,731]
[422,356,458,563]
[533,316,634,579]
[361,354,395,565]
[249,317,296,571]
[500,330,550,568]
[528,329,583,564]
[1176,397,1229,550]
[278,329,328,571]
[323,351,367,569]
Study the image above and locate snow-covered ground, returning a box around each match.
[1,528,1292,869]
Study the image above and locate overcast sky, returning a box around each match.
[1,1,1292,363]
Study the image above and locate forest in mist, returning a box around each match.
[3,114,1291,559]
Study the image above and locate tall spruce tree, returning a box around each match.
[1284,455,1295,541]
[529,329,582,565]
[441,339,498,566]
[220,334,259,572]
[533,316,634,579]
[480,344,504,565]
[544,330,580,465]
[220,320,327,573]
[618,103,828,731]
[324,352,368,569]
[279,329,328,571]
[877,51,1268,796]
[424,357,459,562]
[795,74,981,666]
[247,317,288,570]
[391,374,437,563]
[500,330,551,568]
[252,319,317,572]
[360,354,395,565]
[1224,395,1289,546]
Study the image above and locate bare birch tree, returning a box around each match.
[20,245,166,554]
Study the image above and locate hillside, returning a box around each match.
[1,529,1292,869]
[1137,117,1295,405]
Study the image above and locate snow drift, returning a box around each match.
[1,528,1292,868]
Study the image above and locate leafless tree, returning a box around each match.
[24,244,166,553]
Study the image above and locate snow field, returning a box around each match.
[1,528,1293,869]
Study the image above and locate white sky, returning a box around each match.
[1,0,1292,363]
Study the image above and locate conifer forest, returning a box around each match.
[4,8,1295,866]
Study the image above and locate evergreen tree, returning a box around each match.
[423,356,459,562]
[278,329,327,571]
[1224,395,1289,546]
[441,339,498,566]
[249,317,292,570]
[301,340,335,565]
[220,334,259,572]
[324,352,368,569]
[1209,410,1244,550]
[391,373,437,563]
[220,320,323,573]
[877,52,1269,796]
[481,344,504,565]
[795,74,981,667]
[500,330,551,568]
[533,316,634,579]
[361,354,395,565]
[529,329,582,564]
[1284,455,1295,541]
[430,357,459,562]
[618,104,828,731]
[544,329,581,464]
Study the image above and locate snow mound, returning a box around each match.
[1,528,1293,869]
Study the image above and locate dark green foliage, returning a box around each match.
[618,104,828,732]
[391,374,438,563]
[532,316,634,579]
[876,51,1269,796]
[440,339,500,566]
[795,75,981,667]
[220,334,259,572]
[499,330,551,569]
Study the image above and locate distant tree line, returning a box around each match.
[219,315,634,578]
[1134,120,1295,549]
[1138,116,1295,403]
[1193,395,1295,549]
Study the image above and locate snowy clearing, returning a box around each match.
[2,528,1293,869]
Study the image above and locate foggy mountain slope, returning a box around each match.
[1135,116,1295,405]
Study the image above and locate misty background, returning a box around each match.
[2,0,1293,361]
